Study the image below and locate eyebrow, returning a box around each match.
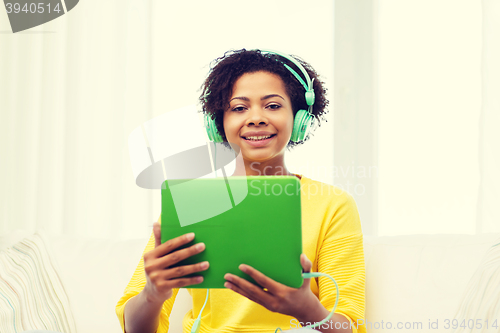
[229,94,285,102]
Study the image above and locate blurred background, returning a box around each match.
[0,0,498,240]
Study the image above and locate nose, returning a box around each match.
[245,107,268,127]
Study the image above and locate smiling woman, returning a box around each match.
[116,49,366,333]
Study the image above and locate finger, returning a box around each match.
[151,232,195,258]
[224,273,275,305]
[165,276,205,289]
[157,241,205,269]
[300,254,313,290]
[300,254,312,273]
[224,280,265,307]
[153,222,161,248]
[238,264,281,295]
[163,261,210,280]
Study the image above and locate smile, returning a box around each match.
[242,134,276,141]
[241,134,276,147]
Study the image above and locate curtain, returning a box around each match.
[0,0,154,240]
[477,0,500,233]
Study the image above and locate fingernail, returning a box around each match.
[196,243,205,251]
[186,233,195,240]
[201,261,209,269]
[224,282,232,289]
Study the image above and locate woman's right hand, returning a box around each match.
[142,222,209,305]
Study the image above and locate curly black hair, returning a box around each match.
[199,49,329,150]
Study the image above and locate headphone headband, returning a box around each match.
[258,49,315,107]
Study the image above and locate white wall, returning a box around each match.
[377,0,482,235]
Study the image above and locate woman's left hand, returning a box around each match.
[224,254,321,320]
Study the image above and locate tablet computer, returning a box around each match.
[161,175,303,289]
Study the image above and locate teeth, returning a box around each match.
[245,135,272,141]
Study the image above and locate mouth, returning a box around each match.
[240,134,277,147]
[241,134,277,141]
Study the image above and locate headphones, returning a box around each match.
[204,49,315,144]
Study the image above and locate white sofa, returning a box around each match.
[4,231,500,333]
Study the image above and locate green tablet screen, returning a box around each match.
[161,175,303,289]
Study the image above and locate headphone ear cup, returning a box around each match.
[290,109,313,143]
[305,90,315,107]
[204,114,224,143]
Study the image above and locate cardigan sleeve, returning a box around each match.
[317,192,366,333]
[115,220,180,333]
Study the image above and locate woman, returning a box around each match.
[116,49,366,333]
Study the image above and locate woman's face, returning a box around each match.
[223,71,294,164]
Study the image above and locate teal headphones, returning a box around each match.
[204,49,315,144]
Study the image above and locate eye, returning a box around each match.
[267,104,282,110]
[231,106,246,112]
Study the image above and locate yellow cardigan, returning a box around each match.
[116,175,366,333]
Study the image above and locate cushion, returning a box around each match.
[0,233,76,333]
[363,233,500,332]
[48,235,149,333]
[451,238,500,332]
[46,234,193,333]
